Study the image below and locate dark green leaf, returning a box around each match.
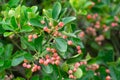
[0,60,4,67]
[34,36,43,53]
[11,16,18,29]
[8,0,20,7]
[31,75,39,80]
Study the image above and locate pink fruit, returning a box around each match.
[106,75,111,80]
[58,22,64,27]
[22,63,27,67]
[39,59,44,64]
[68,70,73,74]
[67,40,73,45]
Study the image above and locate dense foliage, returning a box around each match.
[0,0,120,80]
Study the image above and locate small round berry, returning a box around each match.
[9,74,14,79]
[53,53,58,57]
[68,70,73,74]
[26,64,31,69]
[44,61,49,66]
[49,22,52,26]
[46,48,51,52]
[41,20,45,24]
[76,46,81,50]
[69,74,74,79]
[45,54,50,59]
[67,40,73,45]
[33,34,38,39]
[51,48,56,53]
[106,75,111,80]
[28,38,32,42]
[56,56,60,60]
[22,63,27,67]
[37,66,41,70]
[58,22,64,27]
[77,50,82,54]
[55,60,60,65]
[39,59,44,64]
[106,69,110,74]
[73,68,77,72]
[87,14,92,19]
[74,62,80,68]
[28,35,33,39]
[62,35,67,39]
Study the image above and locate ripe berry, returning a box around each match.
[55,60,60,65]
[58,22,64,27]
[77,50,82,54]
[73,68,77,72]
[46,48,51,52]
[69,74,74,79]
[22,63,27,67]
[44,61,48,66]
[68,70,73,74]
[39,59,44,64]
[67,40,73,45]
[106,75,111,80]
[28,35,33,39]
[106,69,110,74]
[87,14,92,19]
[62,35,67,39]
[76,46,81,50]
[74,62,80,68]
[33,34,38,39]
[26,64,31,69]
[41,20,45,24]
[37,66,41,70]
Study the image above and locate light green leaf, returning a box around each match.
[55,38,67,52]
[52,2,61,19]
[62,17,76,25]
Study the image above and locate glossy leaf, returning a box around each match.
[55,38,67,52]
[62,17,76,25]
[52,2,61,19]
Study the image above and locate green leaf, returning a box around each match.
[3,32,13,37]
[52,2,61,20]
[98,50,114,62]
[2,23,14,31]
[62,17,76,25]
[42,65,53,74]
[31,75,39,80]
[74,68,83,78]
[34,36,43,53]
[5,44,13,59]
[20,25,33,32]
[55,38,67,52]
[0,60,4,67]
[11,16,18,29]
[8,0,20,7]
[24,53,33,61]
[67,54,82,64]
[29,18,44,28]
[4,60,11,69]
[0,47,4,56]
[12,56,24,66]
[21,37,35,51]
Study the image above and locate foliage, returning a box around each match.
[0,0,120,80]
